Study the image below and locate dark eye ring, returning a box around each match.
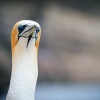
[36,27,40,33]
[18,25,27,34]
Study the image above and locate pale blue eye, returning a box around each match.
[36,27,40,33]
[18,25,27,34]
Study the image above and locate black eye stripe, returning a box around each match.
[18,25,27,34]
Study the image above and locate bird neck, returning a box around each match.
[7,38,38,100]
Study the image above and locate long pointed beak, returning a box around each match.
[18,25,36,38]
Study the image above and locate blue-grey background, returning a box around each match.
[0,0,100,100]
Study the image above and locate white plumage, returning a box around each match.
[6,20,41,100]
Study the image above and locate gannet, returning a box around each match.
[6,20,41,100]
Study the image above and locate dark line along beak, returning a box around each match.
[26,34,32,47]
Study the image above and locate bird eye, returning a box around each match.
[18,25,27,34]
[36,27,40,33]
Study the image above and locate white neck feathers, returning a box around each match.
[6,38,38,100]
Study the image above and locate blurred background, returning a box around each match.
[0,0,100,100]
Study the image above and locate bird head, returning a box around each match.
[11,20,41,53]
